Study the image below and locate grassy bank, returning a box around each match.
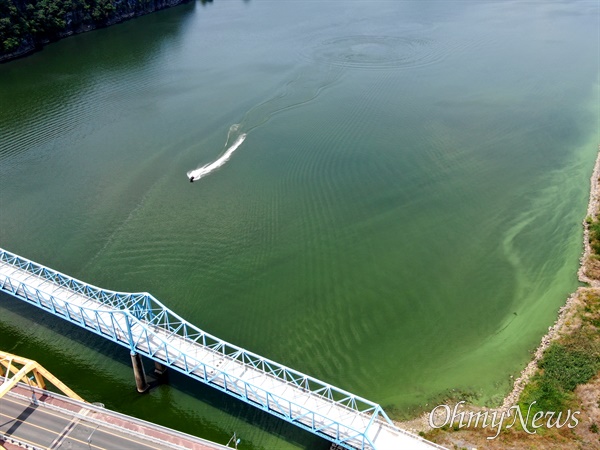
[420,288,600,449]
[401,148,600,449]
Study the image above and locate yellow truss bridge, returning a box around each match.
[0,350,84,402]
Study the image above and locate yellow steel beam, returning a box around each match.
[1,357,43,390]
[29,364,83,401]
[0,358,25,382]
[32,369,46,390]
[0,361,36,399]
[0,351,85,402]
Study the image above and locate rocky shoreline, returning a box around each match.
[399,144,600,434]
[501,145,600,411]
[579,146,600,288]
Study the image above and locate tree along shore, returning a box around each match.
[0,0,195,62]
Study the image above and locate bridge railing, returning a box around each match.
[0,248,434,449]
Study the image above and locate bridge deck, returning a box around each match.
[0,382,232,450]
[0,248,444,450]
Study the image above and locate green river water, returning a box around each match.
[0,1,599,448]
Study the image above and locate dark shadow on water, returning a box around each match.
[0,293,330,450]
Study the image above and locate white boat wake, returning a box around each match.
[186,67,340,184]
[187,132,247,183]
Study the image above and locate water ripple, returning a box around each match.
[305,35,445,70]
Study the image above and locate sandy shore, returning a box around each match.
[399,145,600,433]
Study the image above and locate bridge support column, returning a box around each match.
[130,352,149,393]
[154,361,168,378]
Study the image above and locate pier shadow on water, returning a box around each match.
[0,292,330,450]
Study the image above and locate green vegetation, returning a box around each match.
[519,291,600,419]
[1,0,109,55]
[0,0,183,59]
[421,167,600,448]
[583,213,600,280]
[2,0,75,53]
[590,214,600,255]
[520,341,600,414]
[0,0,27,52]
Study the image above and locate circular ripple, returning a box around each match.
[306,35,444,70]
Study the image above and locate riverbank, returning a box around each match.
[0,0,191,63]
[398,145,600,449]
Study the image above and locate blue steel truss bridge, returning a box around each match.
[0,247,444,450]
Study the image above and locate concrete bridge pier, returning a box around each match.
[154,361,168,378]
[130,352,149,393]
